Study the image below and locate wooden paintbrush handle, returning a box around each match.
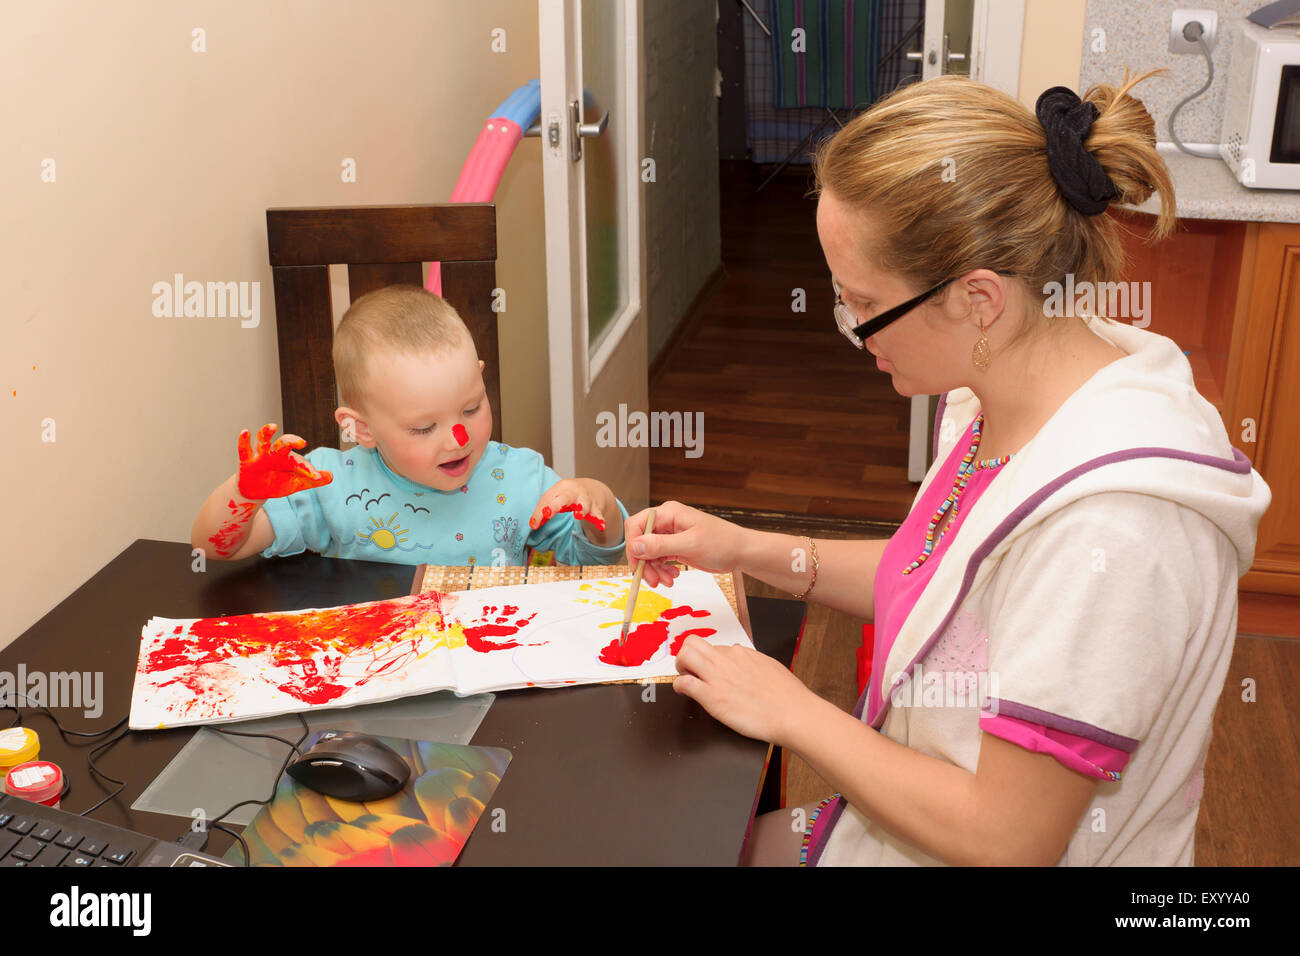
[624,507,657,623]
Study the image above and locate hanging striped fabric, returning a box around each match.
[769,0,881,110]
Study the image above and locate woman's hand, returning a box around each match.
[624,500,749,587]
[672,637,819,748]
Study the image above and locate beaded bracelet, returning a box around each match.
[793,536,819,600]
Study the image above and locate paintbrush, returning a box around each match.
[619,507,656,646]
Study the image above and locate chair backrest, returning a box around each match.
[265,203,499,452]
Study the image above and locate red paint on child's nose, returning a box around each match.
[453,424,469,447]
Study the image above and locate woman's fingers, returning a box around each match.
[673,634,715,676]
[640,560,673,588]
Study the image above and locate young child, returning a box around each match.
[192,284,628,567]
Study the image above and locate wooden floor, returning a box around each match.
[657,160,1300,865]
[650,160,914,529]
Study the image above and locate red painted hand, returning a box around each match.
[529,500,604,532]
[557,502,605,532]
[237,423,333,499]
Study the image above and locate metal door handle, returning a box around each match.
[906,35,966,66]
[525,103,610,162]
[577,110,608,137]
[569,100,608,161]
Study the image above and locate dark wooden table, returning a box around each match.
[0,540,804,865]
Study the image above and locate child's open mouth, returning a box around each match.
[439,455,471,477]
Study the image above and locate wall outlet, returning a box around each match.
[1169,9,1218,54]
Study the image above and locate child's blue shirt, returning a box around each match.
[260,441,628,567]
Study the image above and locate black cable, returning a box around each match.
[4,686,309,866]
[211,724,306,757]
[212,823,250,866]
[1,690,127,739]
[205,712,311,867]
[0,690,130,811]
[78,725,132,817]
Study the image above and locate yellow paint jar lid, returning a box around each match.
[0,727,40,768]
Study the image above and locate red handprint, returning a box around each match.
[237,423,333,499]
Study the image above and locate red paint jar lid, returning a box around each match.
[5,760,63,806]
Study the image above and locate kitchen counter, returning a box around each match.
[1121,144,1300,223]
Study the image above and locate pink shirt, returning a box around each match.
[868,415,1128,781]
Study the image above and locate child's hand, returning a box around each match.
[237,423,333,500]
[529,478,623,545]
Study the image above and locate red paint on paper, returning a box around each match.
[669,627,717,654]
[597,604,716,666]
[462,606,543,653]
[208,499,259,556]
[452,424,469,447]
[661,605,716,653]
[143,591,446,707]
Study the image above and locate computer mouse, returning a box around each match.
[286,731,411,802]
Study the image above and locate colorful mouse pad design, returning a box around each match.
[130,570,751,729]
[229,734,510,867]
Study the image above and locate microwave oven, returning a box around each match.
[1222,19,1300,189]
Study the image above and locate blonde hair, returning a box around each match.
[333,285,474,408]
[809,69,1176,343]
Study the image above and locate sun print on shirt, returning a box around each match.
[356,513,408,551]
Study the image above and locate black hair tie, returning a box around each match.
[1035,86,1118,216]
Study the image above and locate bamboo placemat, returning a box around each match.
[412,562,740,621]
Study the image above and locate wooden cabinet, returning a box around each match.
[1112,210,1299,596]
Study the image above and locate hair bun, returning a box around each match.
[1035,86,1119,216]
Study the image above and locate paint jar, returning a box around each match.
[5,760,63,809]
[0,727,40,781]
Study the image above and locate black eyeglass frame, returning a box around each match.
[832,272,1017,349]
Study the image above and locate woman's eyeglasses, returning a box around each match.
[832,276,953,349]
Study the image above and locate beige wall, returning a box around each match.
[1018,0,1087,106]
[2,1,551,648]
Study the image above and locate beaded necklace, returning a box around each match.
[901,413,1012,575]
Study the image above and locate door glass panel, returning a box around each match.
[944,0,973,76]
[580,0,628,353]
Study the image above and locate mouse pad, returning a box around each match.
[227,732,511,866]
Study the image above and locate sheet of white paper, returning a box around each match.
[444,571,752,695]
[129,590,456,729]
[129,570,752,728]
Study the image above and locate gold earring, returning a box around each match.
[972,319,990,371]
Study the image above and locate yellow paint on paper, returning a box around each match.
[576,580,672,628]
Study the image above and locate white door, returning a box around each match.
[539,0,648,510]
[907,0,1025,480]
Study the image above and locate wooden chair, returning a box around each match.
[265,203,499,452]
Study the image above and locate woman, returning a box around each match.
[625,70,1271,866]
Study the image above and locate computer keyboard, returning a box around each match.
[0,794,232,867]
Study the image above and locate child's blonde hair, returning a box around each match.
[333,285,474,408]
